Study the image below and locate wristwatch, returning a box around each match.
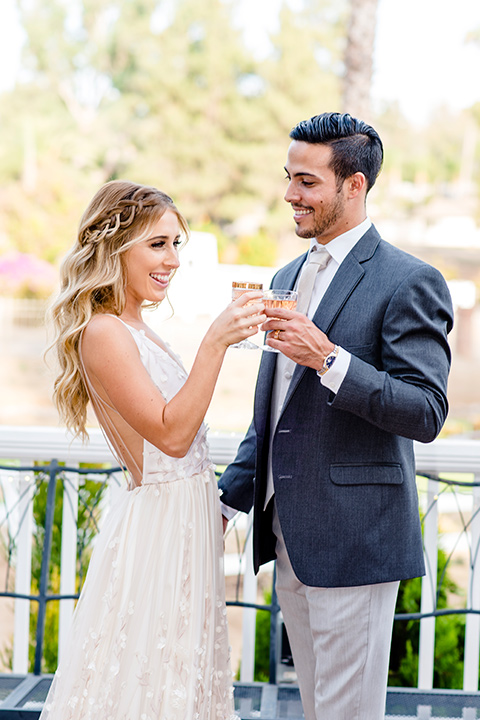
[317,345,339,376]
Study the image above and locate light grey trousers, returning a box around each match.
[272,507,399,720]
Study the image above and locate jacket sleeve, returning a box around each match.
[330,264,453,443]
[218,420,257,514]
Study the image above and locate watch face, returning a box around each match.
[319,346,338,375]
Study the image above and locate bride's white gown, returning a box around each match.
[40,319,238,720]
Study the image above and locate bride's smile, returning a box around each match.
[124,209,182,309]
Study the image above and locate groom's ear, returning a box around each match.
[345,172,367,199]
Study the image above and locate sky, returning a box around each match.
[0,0,479,127]
[235,0,480,126]
[372,0,480,125]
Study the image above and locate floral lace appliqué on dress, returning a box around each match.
[40,320,239,720]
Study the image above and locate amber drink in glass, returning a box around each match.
[230,281,264,349]
[262,289,297,352]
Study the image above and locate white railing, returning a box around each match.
[414,440,480,691]
[0,426,480,690]
[0,425,260,679]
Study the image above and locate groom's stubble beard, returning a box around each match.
[294,190,346,240]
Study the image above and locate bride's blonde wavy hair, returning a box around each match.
[49,179,189,440]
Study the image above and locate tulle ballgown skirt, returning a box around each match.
[40,466,238,720]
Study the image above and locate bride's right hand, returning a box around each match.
[205,291,266,350]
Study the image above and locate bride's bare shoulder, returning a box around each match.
[84,314,124,338]
[82,315,134,361]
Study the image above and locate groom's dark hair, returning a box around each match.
[289,112,383,193]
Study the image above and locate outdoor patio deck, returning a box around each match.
[0,677,480,718]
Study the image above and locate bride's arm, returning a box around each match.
[81,295,265,457]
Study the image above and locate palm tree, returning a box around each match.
[343,0,379,121]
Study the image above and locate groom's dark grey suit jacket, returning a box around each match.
[219,225,453,588]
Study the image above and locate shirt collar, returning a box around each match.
[308,217,372,265]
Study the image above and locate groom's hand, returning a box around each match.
[261,308,335,370]
[222,515,228,534]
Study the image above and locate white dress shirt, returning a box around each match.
[222,217,372,518]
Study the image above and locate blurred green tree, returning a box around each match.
[2,0,476,267]
[1,0,344,263]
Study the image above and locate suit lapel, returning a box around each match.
[253,350,276,430]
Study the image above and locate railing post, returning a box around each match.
[34,460,59,675]
[58,469,79,663]
[13,466,34,674]
[463,473,480,691]
[418,476,439,690]
[240,510,257,683]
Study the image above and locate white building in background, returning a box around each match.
[448,279,477,311]
[425,216,480,248]
[448,278,480,360]
[155,231,277,323]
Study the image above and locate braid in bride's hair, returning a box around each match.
[48,180,189,440]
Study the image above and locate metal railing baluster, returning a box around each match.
[33,460,58,675]
[58,468,79,663]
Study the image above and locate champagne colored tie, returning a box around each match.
[296,247,331,315]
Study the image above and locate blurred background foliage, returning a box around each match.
[0,0,479,296]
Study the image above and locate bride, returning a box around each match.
[41,179,265,719]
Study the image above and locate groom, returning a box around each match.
[219,112,453,720]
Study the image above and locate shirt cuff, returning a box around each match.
[317,347,351,393]
[220,501,238,521]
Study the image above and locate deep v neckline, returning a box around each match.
[136,328,185,371]
[106,314,184,371]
